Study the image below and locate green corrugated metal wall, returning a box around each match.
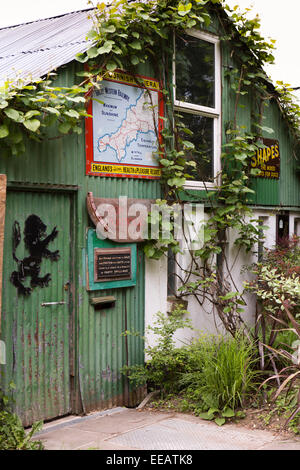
[0,61,161,422]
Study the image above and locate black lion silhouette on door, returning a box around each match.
[10,214,60,296]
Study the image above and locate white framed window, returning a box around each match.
[173,29,221,189]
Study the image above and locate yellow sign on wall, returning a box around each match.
[251,138,280,179]
[91,163,161,177]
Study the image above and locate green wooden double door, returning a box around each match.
[0,190,75,426]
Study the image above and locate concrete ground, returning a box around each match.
[33,407,300,451]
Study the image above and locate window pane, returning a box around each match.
[175,34,215,108]
[179,112,214,182]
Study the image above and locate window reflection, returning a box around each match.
[179,112,214,182]
[176,34,215,108]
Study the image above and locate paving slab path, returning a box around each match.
[35,407,300,450]
[33,407,300,451]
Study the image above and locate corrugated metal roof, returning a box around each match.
[0,9,95,87]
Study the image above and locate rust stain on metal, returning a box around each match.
[34,318,38,344]
[101,366,112,381]
[83,386,147,414]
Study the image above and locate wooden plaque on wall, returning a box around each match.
[94,247,132,282]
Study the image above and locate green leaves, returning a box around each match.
[86,29,98,40]
[219,292,239,301]
[102,24,116,34]
[75,52,89,63]
[64,109,80,119]
[0,100,8,109]
[87,46,100,59]
[214,417,226,426]
[131,55,140,66]
[42,106,60,115]
[222,407,235,418]
[58,122,71,134]
[182,140,195,149]
[0,125,9,138]
[23,119,40,132]
[129,40,142,50]
[75,0,213,83]
[0,385,44,450]
[97,40,114,55]
[4,108,21,121]
[256,124,274,135]
[0,410,44,450]
[167,177,186,187]
[106,60,118,72]
[0,75,87,156]
[178,2,192,16]
[24,110,40,119]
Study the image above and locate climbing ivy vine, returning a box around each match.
[1,0,300,335]
[0,77,89,157]
[77,0,297,335]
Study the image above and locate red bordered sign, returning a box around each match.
[85,71,164,179]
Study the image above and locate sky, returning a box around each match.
[0,0,299,95]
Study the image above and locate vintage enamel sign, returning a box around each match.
[86,71,163,179]
[251,138,280,179]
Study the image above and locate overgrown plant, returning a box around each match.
[244,239,300,429]
[0,411,44,450]
[76,0,300,336]
[122,305,193,394]
[260,387,300,435]
[258,303,300,430]
[123,310,258,426]
[0,76,89,157]
[178,332,258,425]
[244,238,300,371]
[0,385,44,450]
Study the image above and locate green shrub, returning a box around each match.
[245,237,300,321]
[123,309,259,425]
[259,387,300,434]
[180,333,259,412]
[0,386,44,450]
[244,239,300,429]
[0,410,44,450]
[122,305,193,394]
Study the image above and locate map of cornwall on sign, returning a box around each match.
[86,72,163,179]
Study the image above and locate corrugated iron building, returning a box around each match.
[0,7,299,426]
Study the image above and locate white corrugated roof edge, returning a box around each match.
[0,8,96,87]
